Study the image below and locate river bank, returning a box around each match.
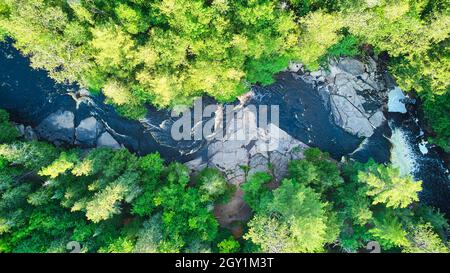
[1,41,449,216]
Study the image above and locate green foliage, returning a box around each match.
[0,112,226,253]
[241,172,272,212]
[38,151,79,179]
[242,152,447,253]
[217,236,240,253]
[369,210,410,249]
[358,161,422,209]
[335,163,373,227]
[244,178,339,253]
[421,92,450,152]
[1,0,448,152]
[0,0,301,112]
[0,143,224,252]
[297,10,344,70]
[403,223,449,253]
[0,141,59,170]
[0,131,448,252]
[98,236,135,253]
[152,163,220,252]
[320,34,360,64]
[196,168,230,203]
[333,159,446,252]
[288,148,343,193]
[0,110,19,143]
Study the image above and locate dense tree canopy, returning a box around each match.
[242,148,448,253]
[0,0,301,117]
[0,0,447,150]
[0,0,449,253]
[0,110,230,252]
[0,111,448,253]
[295,0,450,151]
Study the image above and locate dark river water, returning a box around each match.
[1,41,449,216]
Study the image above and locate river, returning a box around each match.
[1,41,449,216]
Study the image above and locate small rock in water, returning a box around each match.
[15,124,25,136]
[388,87,407,113]
[418,141,429,155]
[97,132,121,149]
[24,126,37,141]
[288,61,303,73]
[14,124,38,141]
[78,88,91,97]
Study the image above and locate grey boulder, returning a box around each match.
[36,110,75,145]
[97,132,121,150]
[75,117,103,146]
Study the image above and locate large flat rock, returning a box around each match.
[36,110,75,145]
[75,117,103,146]
[302,57,388,138]
[97,132,121,149]
[185,106,308,184]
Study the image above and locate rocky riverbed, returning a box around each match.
[1,41,449,217]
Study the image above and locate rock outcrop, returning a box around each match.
[36,110,75,145]
[301,57,388,138]
[388,87,407,113]
[75,117,104,146]
[97,131,121,149]
[35,109,119,149]
[185,104,308,184]
[15,123,37,141]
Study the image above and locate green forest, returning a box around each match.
[0,110,448,253]
[0,0,448,151]
[0,0,449,254]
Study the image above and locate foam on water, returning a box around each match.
[388,87,407,113]
[389,125,417,177]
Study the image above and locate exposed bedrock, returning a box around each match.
[299,57,388,138]
[34,108,121,149]
[185,103,308,185]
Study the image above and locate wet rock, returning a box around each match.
[388,87,407,113]
[369,111,386,128]
[336,58,366,76]
[248,154,270,177]
[237,91,255,105]
[24,126,37,140]
[310,70,323,78]
[302,57,388,138]
[78,88,91,97]
[288,61,303,73]
[97,132,121,149]
[75,117,103,146]
[15,124,25,136]
[36,110,75,145]
[185,106,308,184]
[330,95,374,138]
[15,124,37,141]
[68,89,95,109]
[184,157,207,173]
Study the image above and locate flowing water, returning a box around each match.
[1,41,449,215]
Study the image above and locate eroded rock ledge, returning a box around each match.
[290,57,388,138]
[185,103,308,185]
[18,90,122,150]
